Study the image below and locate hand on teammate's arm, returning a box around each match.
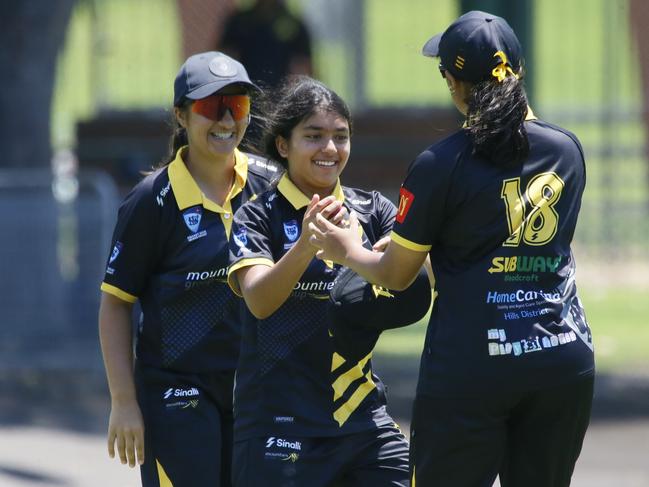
[309,212,428,290]
[235,195,346,319]
[370,234,435,289]
[98,293,145,467]
[372,235,391,252]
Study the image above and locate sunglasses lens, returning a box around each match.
[192,94,250,121]
[438,63,446,79]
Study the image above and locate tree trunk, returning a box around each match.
[0,0,75,168]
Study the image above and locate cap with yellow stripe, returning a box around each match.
[422,10,523,83]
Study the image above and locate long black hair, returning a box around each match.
[252,75,353,168]
[465,72,529,166]
[157,99,192,168]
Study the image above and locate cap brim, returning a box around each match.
[185,79,259,100]
[422,33,442,57]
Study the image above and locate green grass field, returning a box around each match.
[374,285,649,374]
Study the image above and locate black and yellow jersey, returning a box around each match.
[392,112,595,397]
[227,174,395,440]
[100,148,280,373]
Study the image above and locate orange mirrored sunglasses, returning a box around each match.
[191,94,251,121]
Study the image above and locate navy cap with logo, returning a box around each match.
[328,267,432,361]
[422,10,522,83]
[173,51,259,106]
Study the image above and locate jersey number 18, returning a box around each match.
[500,172,565,247]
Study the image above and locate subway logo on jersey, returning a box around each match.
[396,187,415,223]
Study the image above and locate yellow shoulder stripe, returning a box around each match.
[227,257,274,296]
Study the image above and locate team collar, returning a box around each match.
[276,173,345,210]
[168,147,248,211]
[525,107,537,120]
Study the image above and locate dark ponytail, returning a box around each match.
[466,75,529,166]
[156,101,191,168]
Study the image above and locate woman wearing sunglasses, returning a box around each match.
[98,51,281,486]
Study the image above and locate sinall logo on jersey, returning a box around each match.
[264,436,301,463]
[162,386,200,410]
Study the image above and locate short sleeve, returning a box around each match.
[100,182,160,302]
[227,201,275,295]
[391,149,454,252]
[375,192,397,238]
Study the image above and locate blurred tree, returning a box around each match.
[0,0,75,168]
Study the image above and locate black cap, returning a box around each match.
[422,10,522,83]
[328,267,431,361]
[173,51,258,106]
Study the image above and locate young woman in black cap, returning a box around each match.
[98,51,281,486]
[309,10,595,487]
[226,75,414,487]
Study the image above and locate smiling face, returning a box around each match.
[276,108,351,197]
[175,84,250,162]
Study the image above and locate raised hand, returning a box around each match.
[300,194,348,250]
[308,210,362,264]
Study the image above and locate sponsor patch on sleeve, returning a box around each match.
[396,187,415,223]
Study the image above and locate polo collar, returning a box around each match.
[525,107,537,121]
[277,173,345,210]
[168,147,248,212]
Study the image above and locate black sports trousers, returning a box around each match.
[410,375,594,487]
[233,423,410,487]
[135,366,235,487]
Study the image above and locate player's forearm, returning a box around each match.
[98,294,137,404]
[341,245,399,289]
[239,241,315,319]
[342,243,421,291]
